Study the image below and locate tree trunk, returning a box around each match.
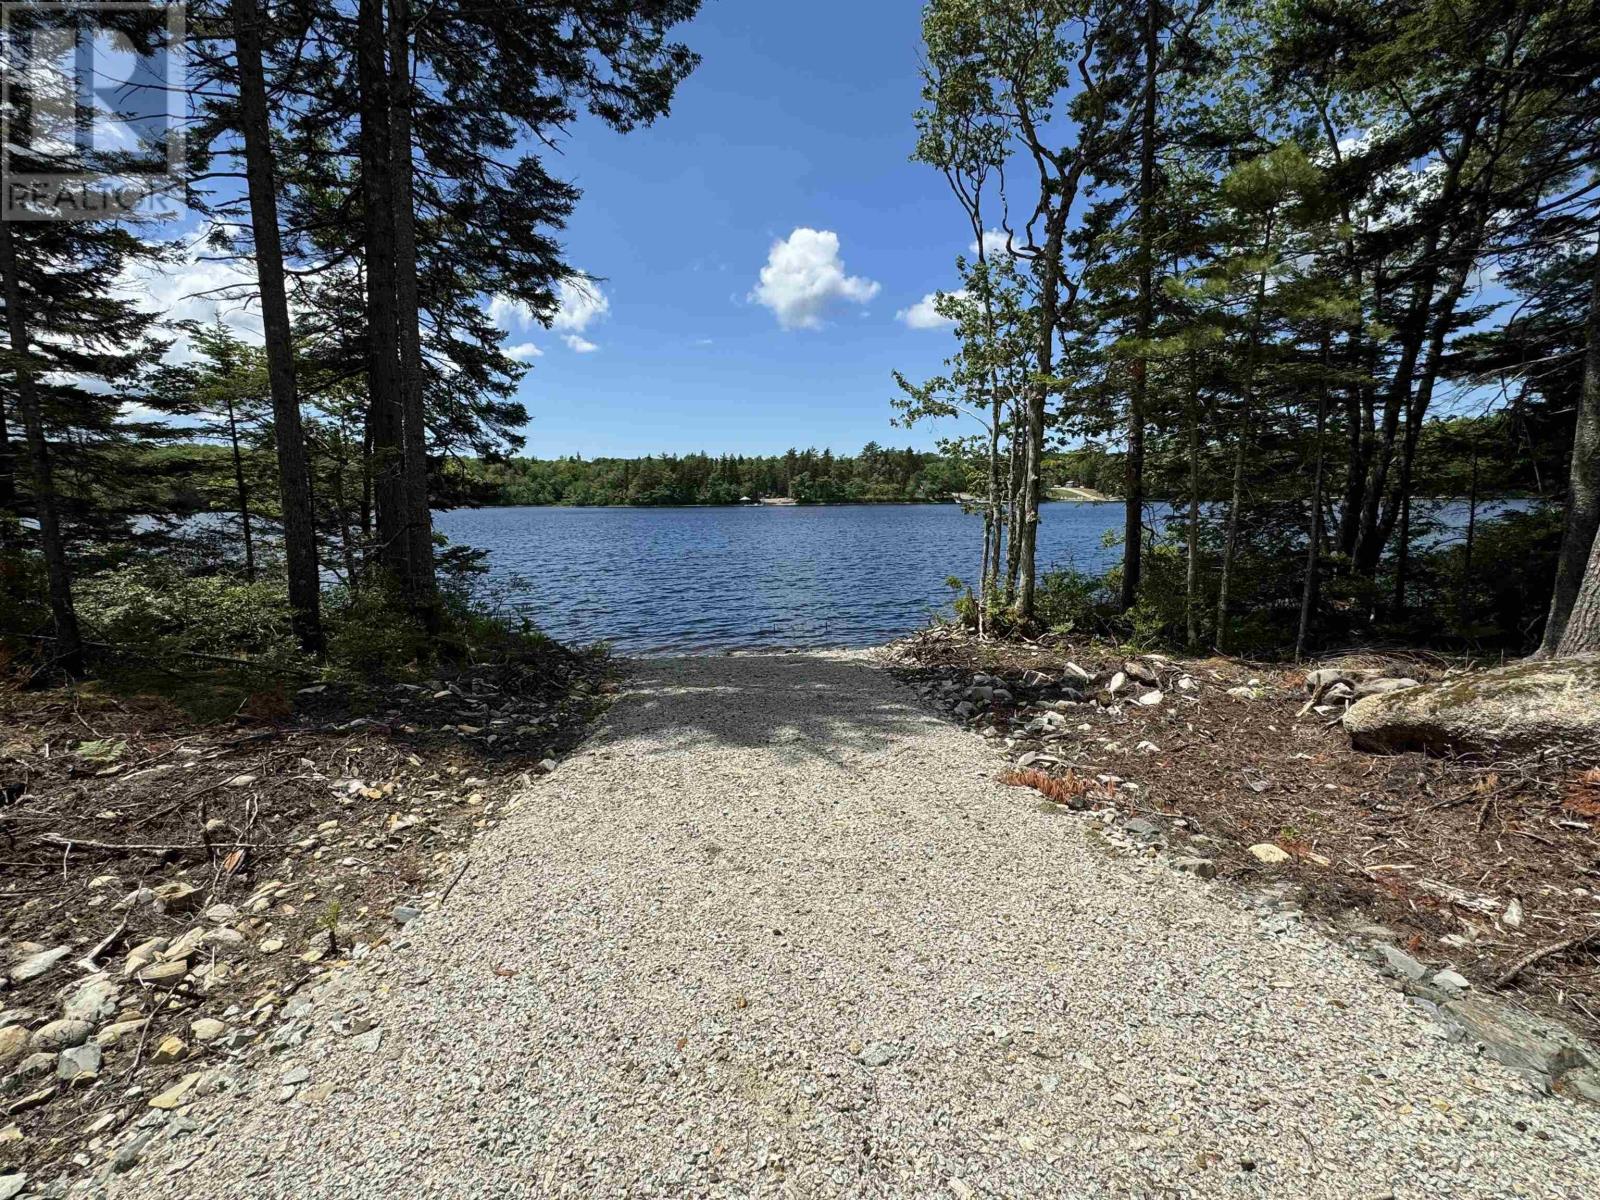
[1017,212,1064,624]
[1539,231,1600,656]
[357,0,408,588]
[1556,524,1600,657]
[1185,363,1201,649]
[387,0,438,628]
[224,393,255,582]
[0,221,83,671]
[230,0,323,655]
[1296,344,1330,660]
[1121,0,1159,612]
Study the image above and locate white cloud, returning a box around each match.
[970,228,1016,258]
[117,251,265,363]
[897,290,965,330]
[488,276,609,336]
[562,334,598,354]
[749,227,880,330]
[506,342,543,360]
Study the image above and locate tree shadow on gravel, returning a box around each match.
[606,652,940,768]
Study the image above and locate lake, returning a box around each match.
[432,500,1520,654]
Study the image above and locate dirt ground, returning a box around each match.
[891,627,1600,1039]
[0,644,610,1181]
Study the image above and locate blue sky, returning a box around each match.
[500,0,971,459]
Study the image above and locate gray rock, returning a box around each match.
[859,1042,898,1068]
[280,1065,310,1086]
[57,1042,101,1082]
[110,1130,154,1173]
[31,1019,93,1052]
[8,946,70,984]
[1442,996,1592,1080]
[1559,1066,1600,1104]
[1431,969,1470,996]
[1344,657,1600,755]
[1373,945,1428,983]
[0,1173,25,1200]
[952,702,976,720]
[349,1028,383,1054]
[1120,817,1164,843]
[1351,677,1421,698]
[391,905,422,926]
[62,976,120,1024]
[1171,857,1217,880]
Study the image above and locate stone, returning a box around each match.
[121,937,168,978]
[0,1173,25,1200]
[1442,996,1592,1080]
[111,1129,154,1172]
[1105,672,1127,695]
[280,1065,310,1086]
[1121,818,1164,844]
[1432,969,1470,996]
[391,905,422,927]
[952,702,976,720]
[1344,656,1600,755]
[0,1027,27,1067]
[1373,944,1428,983]
[151,880,200,913]
[30,1019,93,1052]
[1172,857,1217,880]
[258,938,285,955]
[1136,690,1164,707]
[349,1028,382,1054]
[1558,1066,1600,1104]
[134,959,188,986]
[160,926,206,961]
[190,1019,226,1043]
[204,903,240,924]
[7,946,69,984]
[1351,677,1421,698]
[535,758,558,775]
[859,1042,897,1068]
[148,1073,201,1110]
[56,1042,101,1083]
[1247,843,1290,865]
[200,927,245,949]
[95,1019,147,1048]
[150,1035,187,1065]
[62,976,120,1024]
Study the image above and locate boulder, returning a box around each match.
[1344,656,1600,755]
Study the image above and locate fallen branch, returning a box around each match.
[1495,929,1600,989]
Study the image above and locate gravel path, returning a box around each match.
[109,652,1600,1198]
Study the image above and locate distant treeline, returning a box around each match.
[449,444,971,506]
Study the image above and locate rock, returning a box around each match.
[1247,843,1290,865]
[1558,1066,1600,1104]
[7,946,69,984]
[151,880,200,913]
[1172,857,1217,880]
[535,758,558,775]
[349,1028,382,1054]
[0,1027,27,1067]
[111,1130,153,1172]
[204,903,240,924]
[30,1019,93,1052]
[1135,690,1163,706]
[148,1073,201,1110]
[1432,969,1470,996]
[62,976,119,1024]
[121,937,168,978]
[1121,818,1164,844]
[1105,671,1127,695]
[392,905,422,927]
[190,1019,226,1043]
[200,927,244,949]
[1443,996,1592,1081]
[1503,898,1524,928]
[160,926,206,961]
[1351,677,1421,698]
[95,1019,147,1048]
[56,1042,101,1083]
[280,1065,309,1086]
[952,702,976,720]
[1373,944,1428,983]
[258,938,285,955]
[150,1035,187,1065]
[992,688,1013,706]
[0,1173,25,1200]
[859,1042,897,1068]
[1344,656,1600,755]
[1226,685,1263,700]
[134,959,188,986]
